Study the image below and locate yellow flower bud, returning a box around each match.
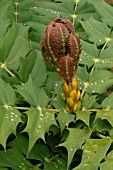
[66,97,74,109]
[77,100,81,109]
[73,103,78,113]
[70,90,77,101]
[66,105,71,113]
[64,82,70,98]
[77,90,81,101]
[72,77,78,91]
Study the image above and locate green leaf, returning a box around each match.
[31,51,47,87]
[95,45,113,69]
[0,107,21,149]
[77,66,89,90]
[80,17,110,45]
[0,78,15,106]
[44,157,67,170]
[95,110,113,127]
[79,40,99,67]
[90,0,113,27]
[16,77,49,108]
[82,93,97,109]
[59,128,91,168]
[76,110,91,126]
[99,150,113,170]
[101,92,113,109]
[0,24,31,71]
[74,139,111,169]
[87,69,113,94]
[23,108,57,153]
[56,111,75,132]
[93,118,111,131]
[0,4,10,37]
[0,147,32,170]
[17,51,36,83]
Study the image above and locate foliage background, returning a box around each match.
[0,0,113,169]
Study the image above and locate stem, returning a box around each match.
[81,82,89,98]
[14,106,31,110]
[1,63,15,77]
[15,0,19,23]
[72,0,79,26]
[4,65,15,77]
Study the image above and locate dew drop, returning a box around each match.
[19,165,22,168]
[70,147,74,152]
[15,114,18,118]
[21,162,24,166]
[55,83,58,87]
[6,116,9,119]
[94,82,97,85]
[92,90,95,93]
[99,39,102,42]
[101,80,104,84]
[21,87,23,90]
[40,113,43,117]
[11,112,14,115]
[37,130,39,133]
[38,124,42,129]
[11,118,14,121]
[51,118,54,120]
[91,83,93,86]
[101,60,105,63]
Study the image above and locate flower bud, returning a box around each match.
[70,90,77,101]
[66,97,74,109]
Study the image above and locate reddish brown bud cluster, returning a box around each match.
[40,17,82,84]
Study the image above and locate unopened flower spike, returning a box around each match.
[40,17,82,113]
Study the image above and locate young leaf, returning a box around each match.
[23,108,57,153]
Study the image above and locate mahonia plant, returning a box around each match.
[40,18,82,113]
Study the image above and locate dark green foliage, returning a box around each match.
[0,0,113,169]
